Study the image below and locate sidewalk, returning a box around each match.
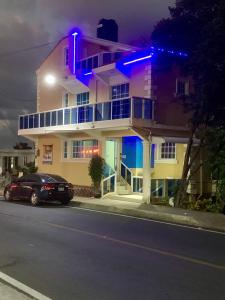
[0,280,33,300]
[71,197,225,233]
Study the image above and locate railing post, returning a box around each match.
[130,98,133,124]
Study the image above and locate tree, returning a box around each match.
[88,155,104,197]
[151,0,225,206]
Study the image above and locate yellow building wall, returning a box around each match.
[37,135,92,186]
[152,144,185,179]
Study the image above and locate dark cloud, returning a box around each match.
[0,0,174,147]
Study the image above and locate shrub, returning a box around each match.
[88,155,104,197]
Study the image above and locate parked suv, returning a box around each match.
[4,173,74,206]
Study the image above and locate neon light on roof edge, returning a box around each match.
[123,54,154,65]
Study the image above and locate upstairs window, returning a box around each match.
[160,143,176,159]
[112,83,129,100]
[63,93,69,107]
[77,92,89,106]
[64,47,69,67]
[176,79,189,96]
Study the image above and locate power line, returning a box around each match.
[0,40,57,59]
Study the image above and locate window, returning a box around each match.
[64,48,69,66]
[72,140,98,159]
[76,92,89,106]
[64,141,68,159]
[160,143,176,159]
[151,179,165,197]
[112,83,129,99]
[176,79,189,96]
[63,93,69,107]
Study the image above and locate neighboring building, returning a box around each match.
[18,23,194,203]
[0,148,35,175]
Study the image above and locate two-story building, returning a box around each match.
[18,24,193,203]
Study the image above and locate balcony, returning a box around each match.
[18,97,154,136]
[76,51,125,75]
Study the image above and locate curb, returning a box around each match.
[72,201,225,233]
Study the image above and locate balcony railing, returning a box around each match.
[76,51,125,74]
[19,97,154,130]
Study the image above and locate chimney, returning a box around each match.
[97,19,118,42]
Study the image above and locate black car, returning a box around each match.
[4,173,74,206]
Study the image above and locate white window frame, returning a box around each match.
[155,143,177,164]
[111,83,129,100]
[76,92,90,106]
[61,139,99,162]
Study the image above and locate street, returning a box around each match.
[0,198,225,300]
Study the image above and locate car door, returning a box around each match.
[19,175,35,199]
[21,174,41,199]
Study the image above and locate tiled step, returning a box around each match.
[105,194,143,203]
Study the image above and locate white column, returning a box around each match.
[143,139,151,204]
[0,156,3,175]
[101,138,106,159]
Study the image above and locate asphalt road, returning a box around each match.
[0,198,225,300]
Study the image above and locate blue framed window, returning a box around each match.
[112,83,129,99]
[112,99,130,119]
[78,105,93,123]
[76,92,89,106]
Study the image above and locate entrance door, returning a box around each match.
[105,140,117,171]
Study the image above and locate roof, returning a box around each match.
[37,34,140,70]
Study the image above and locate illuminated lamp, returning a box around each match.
[44,74,56,86]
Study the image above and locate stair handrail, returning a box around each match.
[101,171,117,197]
[120,161,133,190]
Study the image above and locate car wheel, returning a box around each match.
[61,198,70,205]
[4,189,12,201]
[30,191,39,206]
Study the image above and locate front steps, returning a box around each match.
[104,193,144,204]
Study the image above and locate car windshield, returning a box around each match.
[40,174,67,183]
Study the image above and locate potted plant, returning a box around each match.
[88,155,104,198]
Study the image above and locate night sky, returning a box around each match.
[0,0,174,147]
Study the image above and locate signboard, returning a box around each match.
[43,145,53,164]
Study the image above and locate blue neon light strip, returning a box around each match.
[150,46,188,57]
[83,71,93,76]
[123,53,154,65]
[72,32,78,74]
